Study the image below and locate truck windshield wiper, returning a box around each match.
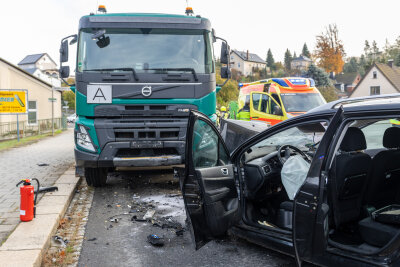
[146,68,198,81]
[84,68,139,81]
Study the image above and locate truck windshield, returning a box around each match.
[77,28,214,74]
[280,93,325,112]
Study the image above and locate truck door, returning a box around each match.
[180,110,240,249]
[293,107,344,266]
[250,92,284,125]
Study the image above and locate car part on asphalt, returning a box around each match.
[147,234,165,247]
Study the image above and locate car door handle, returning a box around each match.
[221,168,229,175]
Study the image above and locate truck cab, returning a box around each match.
[59,10,231,186]
[238,78,326,125]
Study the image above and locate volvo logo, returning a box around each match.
[141,86,152,97]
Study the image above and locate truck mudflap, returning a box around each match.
[113,155,182,167]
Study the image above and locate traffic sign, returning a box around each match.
[48,97,57,102]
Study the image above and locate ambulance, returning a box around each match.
[238,77,326,125]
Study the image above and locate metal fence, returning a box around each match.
[0,117,67,141]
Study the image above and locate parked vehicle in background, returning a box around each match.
[180,94,400,266]
[67,113,76,123]
[58,6,231,187]
[238,78,326,125]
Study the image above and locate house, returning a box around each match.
[334,72,361,96]
[291,55,312,72]
[230,50,266,76]
[350,61,400,98]
[0,57,62,126]
[18,53,61,87]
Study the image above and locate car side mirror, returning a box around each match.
[220,42,230,65]
[273,105,283,116]
[59,66,70,78]
[220,66,231,79]
[60,40,69,63]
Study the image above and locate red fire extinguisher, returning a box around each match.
[16,178,58,222]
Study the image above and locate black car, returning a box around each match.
[179,94,400,266]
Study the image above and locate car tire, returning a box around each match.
[85,167,108,187]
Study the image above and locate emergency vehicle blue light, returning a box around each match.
[271,78,289,87]
[238,83,243,88]
[288,78,307,85]
[309,78,315,87]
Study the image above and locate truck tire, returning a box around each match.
[85,168,108,187]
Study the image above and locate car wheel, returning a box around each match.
[85,167,108,187]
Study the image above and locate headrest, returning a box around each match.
[383,127,400,149]
[340,127,367,152]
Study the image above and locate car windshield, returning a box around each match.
[280,93,325,112]
[77,28,214,74]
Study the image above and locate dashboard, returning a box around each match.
[243,151,284,200]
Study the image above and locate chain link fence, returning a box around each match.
[0,117,67,141]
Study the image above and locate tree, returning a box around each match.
[395,53,400,67]
[314,24,345,73]
[343,57,358,73]
[364,40,371,57]
[216,67,239,106]
[302,43,311,58]
[62,91,75,110]
[293,51,297,58]
[266,49,275,70]
[305,64,330,87]
[284,49,292,71]
[306,65,337,102]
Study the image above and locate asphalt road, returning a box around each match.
[78,169,295,267]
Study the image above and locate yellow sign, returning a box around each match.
[0,90,28,114]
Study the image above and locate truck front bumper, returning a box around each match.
[75,140,185,174]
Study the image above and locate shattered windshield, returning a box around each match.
[77,28,214,74]
[244,122,327,162]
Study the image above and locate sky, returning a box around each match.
[1,0,399,67]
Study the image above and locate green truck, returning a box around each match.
[59,8,231,186]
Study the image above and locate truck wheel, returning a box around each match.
[85,168,108,187]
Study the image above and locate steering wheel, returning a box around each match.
[277,144,311,165]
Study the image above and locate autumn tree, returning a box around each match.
[302,43,311,58]
[284,49,292,71]
[314,24,345,73]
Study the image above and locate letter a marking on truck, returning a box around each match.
[93,87,107,101]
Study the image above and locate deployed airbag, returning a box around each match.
[281,155,310,200]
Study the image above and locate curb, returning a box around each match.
[0,167,80,267]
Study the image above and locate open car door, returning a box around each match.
[293,106,344,266]
[249,91,284,125]
[180,110,240,249]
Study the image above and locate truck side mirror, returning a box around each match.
[59,66,70,78]
[60,40,69,63]
[212,29,217,43]
[220,66,231,79]
[220,42,230,64]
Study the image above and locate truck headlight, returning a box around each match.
[76,125,96,152]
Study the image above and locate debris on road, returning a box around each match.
[109,218,120,223]
[37,163,49,166]
[143,209,155,220]
[147,234,165,247]
[88,237,97,241]
[53,235,69,247]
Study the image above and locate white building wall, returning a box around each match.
[351,66,398,98]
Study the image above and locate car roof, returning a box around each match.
[307,94,400,116]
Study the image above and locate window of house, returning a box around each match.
[28,101,37,124]
[370,86,380,95]
[238,62,240,67]
[373,71,377,79]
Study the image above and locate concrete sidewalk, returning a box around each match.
[0,168,80,267]
[0,129,74,244]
